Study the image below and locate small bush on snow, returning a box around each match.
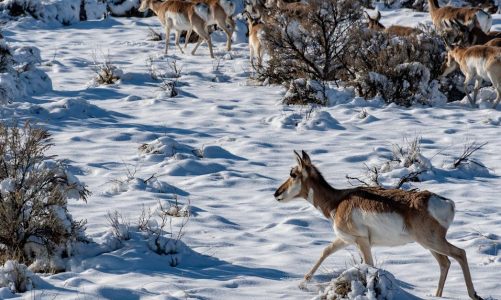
[0,40,52,104]
[347,137,491,189]
[282,79,327,106]
[314,265,398,300]
[138,201,190,267]
[0,122,89,273]
[90,51,123,85]
[0,260,39,293]
[347,137,431,189]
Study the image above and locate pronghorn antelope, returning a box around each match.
[365,11,422,36]
[274,151,483,300]
[138,0,214,58]
[185,0,236,52]
[245,0,267,19]
[427,0,492,33]
[266,0,308,15]
[444,18,501,47]
[243,11,265,66]
[441,45,501,109]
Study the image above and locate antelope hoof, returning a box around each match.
[298,280,309,290]
[472,292,483,300]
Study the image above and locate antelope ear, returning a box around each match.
[301,150,311,166]
[376,10,381,21]
[293,150,303,167]
[441,35,452,50]
[364,11,370,20]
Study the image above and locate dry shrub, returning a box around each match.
[91,51,123,85]
[0,122,89,272]
[259,0,362,84]
[282,79,327,106]
[344,26,449,106]
[0,41,12,73]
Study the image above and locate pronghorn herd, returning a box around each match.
[362,0,500,109]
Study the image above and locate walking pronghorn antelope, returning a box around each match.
[274,151,483,300]
[243,11,265,66]
[185,0,236,52]
[441,45,501,108]
[365,11,422,36]
[427,0,492,33]
[138,0,214,58]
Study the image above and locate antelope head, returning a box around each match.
[365,10,385,31]
[138,0,152,13]
[441,48,460,78]
[442,19,473,46]
[274,150,312,202]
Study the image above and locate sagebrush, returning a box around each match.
[0,122,89,272]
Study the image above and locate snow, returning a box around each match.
[0,4,500,300]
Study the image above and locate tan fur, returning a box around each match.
[244,12,265,66]
[428,0,490,33]
[267,0,308,15]
[442,45,501,108]
[274,151,482,300]
[484,38,501,47]
[185,0,235,52]
[138,0,214,58]
[365,11,421,36]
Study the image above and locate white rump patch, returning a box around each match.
[427,195,455,228]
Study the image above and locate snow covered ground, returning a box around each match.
[0,5,500,300]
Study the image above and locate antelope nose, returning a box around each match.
[274,190,281,198]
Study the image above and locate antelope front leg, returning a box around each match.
[493,88,500,109]
[174,31,184,54]
[472,78,482,106]
[304,238,347,281]
[463,75,476,107]
[184,29,192,50]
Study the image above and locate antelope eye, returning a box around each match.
[290,171,297,178]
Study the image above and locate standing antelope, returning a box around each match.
[185,0,235,52]
[441,45,501,109]
[266,0,308,15]
[428,0,492,33]
[138,0,214,58]
[243,11,265,66]
[444,18,501,46]
[365,11,422,36]
[245,0,267,19]
[274,151,483,300]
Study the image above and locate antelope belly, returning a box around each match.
[353,209,413,246]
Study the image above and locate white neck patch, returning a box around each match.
[306,188,314,205]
